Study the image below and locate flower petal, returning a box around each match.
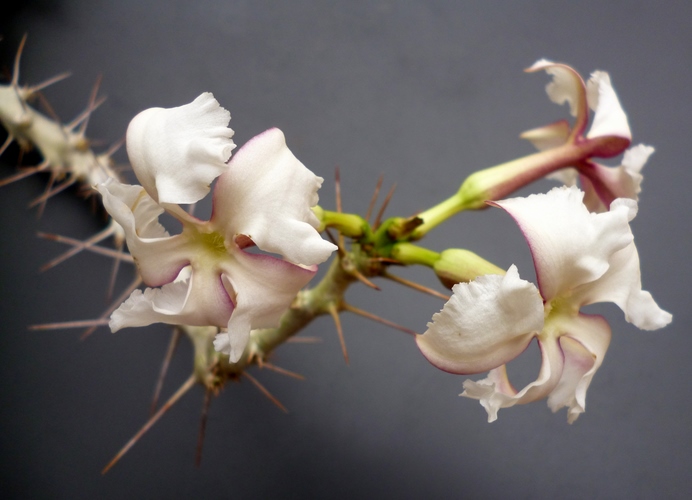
[210,128,336,266]
[582,144,653,211]
[546,313,611,423]
[110,266,234,332]
[416,265,544,374]
[213,247,317,362]
[126,92,235,204]
[526,59,586,118]
[571,199,672,330]
[493,186,633,301]
[97,178,192,286]
[520,120,571,151]
[461,337,565,422]
[586,71,631,141]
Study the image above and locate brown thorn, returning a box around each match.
[31,178,77,212]
[334,166,342,213]
[12,34,27,88]
[242,371,288,413]
[81,275,142,339]
[38,224,114,272]
[286,336,322,344]
[342,302,417,336]
[373,182,397,230]
[324,228,346,258]
[102,374,196,474]
[0,162,48,187]
[195,387,213,468]
[103,136,125,159]
[351,268,380,291]
[106,238,126,301]
[327,303,349,365]
[78,74,103,136]
[151,328,182,415]
[33,171,57,218]
[28,71,71,93]
[35,92,65,134]
[37,231,134,262]
[0,134,14,157]
[66,95,107,133]
[383,271,451,300]
[261,362,305,381]
[365,174,384,223]
[29,318,110,331]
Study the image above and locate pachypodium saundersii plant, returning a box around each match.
[1,51,672,472]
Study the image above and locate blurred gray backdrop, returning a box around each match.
[1,1,690,498]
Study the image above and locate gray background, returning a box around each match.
[1,1,690,498]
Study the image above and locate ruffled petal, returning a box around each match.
[97,178,192,286]
[526,59,586,118]
[586,71,631,141]
[213,247,317,362]
[110,266,234,332]
[571,199,672,330]
[546,313,611,423]
[416,265,543,374]
[210,128,337,266]
[461,337,565,422]
[126,92,235,204]
[493,186,633,301]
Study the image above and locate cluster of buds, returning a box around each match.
[1,49,671,470]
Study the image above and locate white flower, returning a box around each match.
[522,60,652,212]
[98,93,336,362]
[416,186,671,422]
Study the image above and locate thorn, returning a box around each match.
[0,134,14,157]
[103,136,125,159]
[28,71,71,93]
[373,183,397,230]
[350,268,380,291]
[0,162,48,187]
[195,388,213,468]
[151,329,182,415]
[106,238,126,301]
[102,374,196,474]
[242,371,288,413]
[29,318,110,330]
[383,271,451,300]
[81,275,142,339]
[365,174,384,223]
[261,362,305,380]
[38,224,115,272]
[12,34,27,88]
[342,302,417,336]
[31,177,77,214]
[35,91,66,134]
[77,74,103,136]
[285,336,322,344]
[66,95,107,133]
[324,228,346,258]
[327,303,348,364]
[37,231,134,262]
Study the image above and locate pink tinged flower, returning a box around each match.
[98,94,337,362]
[522,60,651,211]
[416,186,671,422]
